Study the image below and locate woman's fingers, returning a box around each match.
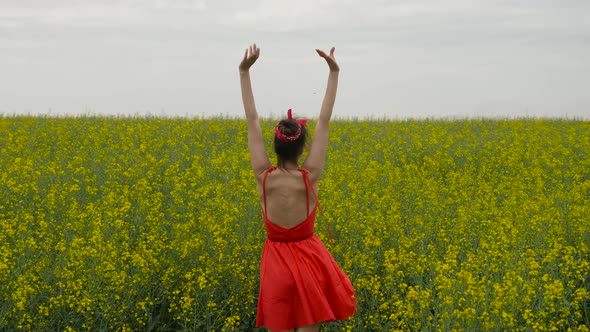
[316,47,339,71]
[246,44,259,61]
[316,47,335,59]
[240,44,260,71]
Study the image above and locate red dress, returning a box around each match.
[256,167,357,330]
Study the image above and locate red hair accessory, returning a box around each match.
[275,109,307,142]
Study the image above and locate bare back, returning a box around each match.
[258,168,317,229]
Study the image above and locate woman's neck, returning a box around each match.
[279,161,299,170]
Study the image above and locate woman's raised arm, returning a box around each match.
[239,44,272,177]
[302,47,340,181]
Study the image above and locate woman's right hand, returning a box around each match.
[316,47,339,72]
[239,43,260,73]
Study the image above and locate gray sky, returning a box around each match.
[1,0,589,119]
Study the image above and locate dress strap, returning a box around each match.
[300,169,334,245]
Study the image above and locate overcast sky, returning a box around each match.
[1,0,589,119]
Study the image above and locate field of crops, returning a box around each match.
[1,116,589,331]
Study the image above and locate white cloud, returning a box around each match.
[0,0,588,118]
[40,5,148,27]
[0,1,210,30]
[153,0,207,10]
[228,0,336,31]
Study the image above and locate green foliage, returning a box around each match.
[0,116,589,331]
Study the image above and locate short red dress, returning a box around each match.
[256,167,357,330]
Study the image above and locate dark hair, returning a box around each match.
[273,119,308,168]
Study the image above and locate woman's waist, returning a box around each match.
[266,231,316,243]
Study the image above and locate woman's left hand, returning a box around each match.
[239,43,260,72]
[316,47,339,72]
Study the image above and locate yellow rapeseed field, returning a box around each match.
[1,116,589,331]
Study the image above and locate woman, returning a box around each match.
[239,43,357,332]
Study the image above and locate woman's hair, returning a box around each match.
[273,119,308,168]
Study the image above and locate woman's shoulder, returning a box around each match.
[298,167,310,174]
[300,166,320,179]
[254,166,276,183]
